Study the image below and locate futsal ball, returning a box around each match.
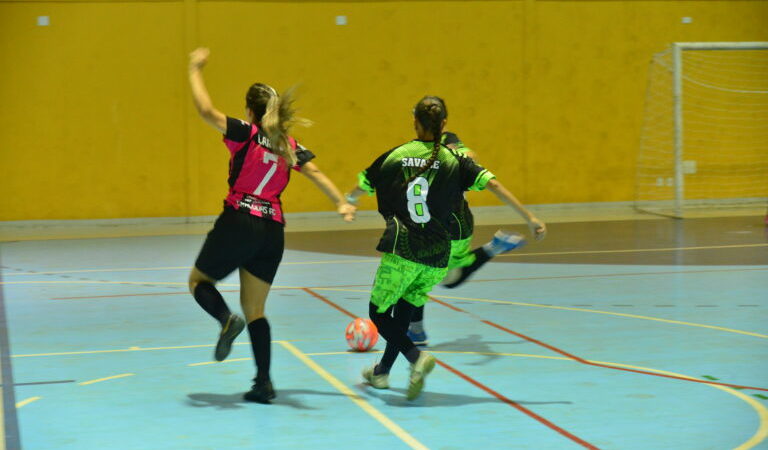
[345,318,378,352]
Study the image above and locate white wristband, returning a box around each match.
[345,194,359,205]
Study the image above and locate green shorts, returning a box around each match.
[448,237,476,270]
[370,253,448,313]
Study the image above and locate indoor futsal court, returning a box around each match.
[1,212,767,449]
[1,1,767,449]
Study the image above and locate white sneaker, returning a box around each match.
[407,353,436,400]
[362,365,390,389]
[485,230,526,256]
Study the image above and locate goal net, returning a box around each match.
[636,42,768,218]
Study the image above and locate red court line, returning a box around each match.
[303,288,599,449]
[436,359,599,450]
[302,288,357,319]
[430,297,768,393]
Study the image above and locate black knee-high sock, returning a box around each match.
[247,318,271,381]
[411,305,424,323]
[371,300,420,374]
[193,282,231,325]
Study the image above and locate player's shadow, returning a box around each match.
[428,334,528,366]
[186,389,346,411]
[360,385,572,408]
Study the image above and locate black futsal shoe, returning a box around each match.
[243,378,276,404]
[442,248,492,289]
[214,314,246,361]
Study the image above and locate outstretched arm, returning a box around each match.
[300,162,356,222]
[188,47,227,133]
[486,179,546,240]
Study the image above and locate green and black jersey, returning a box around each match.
[358,139,495,267]
[442,132,475,241]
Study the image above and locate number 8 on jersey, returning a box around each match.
[407,177,431,223]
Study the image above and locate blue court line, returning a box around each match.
[0,250,20,449]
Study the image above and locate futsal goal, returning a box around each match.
[635,42,768,218]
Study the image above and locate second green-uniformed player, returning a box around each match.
[406,131,545,346]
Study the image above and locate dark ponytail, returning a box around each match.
[409,96,447,184]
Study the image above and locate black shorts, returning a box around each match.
[195,207,285,283]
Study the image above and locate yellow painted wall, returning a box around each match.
[1,0,766,220]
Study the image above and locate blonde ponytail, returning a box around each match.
[260,86,311,167]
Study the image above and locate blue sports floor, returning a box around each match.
[1,215,767,449]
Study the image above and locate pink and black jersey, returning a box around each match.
[222,116,315,224]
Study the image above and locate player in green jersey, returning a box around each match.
[346,96,545,400]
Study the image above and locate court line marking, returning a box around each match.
[78,373,134,386]
[0,254,19,450]
[497,242,768,258]
[302,288,599,449]
[278,341,428,450]
[3,241,764,277]
[11,341,305,358]
[0,259,380,277]
[14,398,41,409]
[188,358,250,367]
[308,288,768,340]
[466,267,768,284]
[40,265,768,300]
[296,350,768,450]
[428,297,768,393]
[432,295,768,340]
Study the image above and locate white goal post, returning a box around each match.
[636,42,768,218]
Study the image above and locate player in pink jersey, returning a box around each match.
[187,47,355,403]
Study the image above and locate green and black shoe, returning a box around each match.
[214,314,245,362]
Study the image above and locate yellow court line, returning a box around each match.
[2,267,190,276]
[1,259,379,277]
[189,357,251,367]
[592,360,768,450]
[1,242,762,276]
[434,294,768,339]
[497,242,768,258]
[15,397,42,409]
[0,280,303,290]
[79,373,134,386]
[306,350,383,356]
[0,281,232,287]
[278,341,428,450]
[12,340,303,358]
[310,288,768,339]
[300,349,767,449]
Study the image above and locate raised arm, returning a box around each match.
[188,48,227,133]
[300,162,356,222]
[486,179,547,240]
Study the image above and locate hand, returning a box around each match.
[337,203,356,222]
[189,47,210,70]
[527,217,546,241]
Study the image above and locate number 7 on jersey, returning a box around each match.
[253,152,279,195]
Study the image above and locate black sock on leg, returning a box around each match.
[247,318,271,381]
[411,305,424,323]
[193,282,231,325]
[404,347,421,364]
[370,301,418,370]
